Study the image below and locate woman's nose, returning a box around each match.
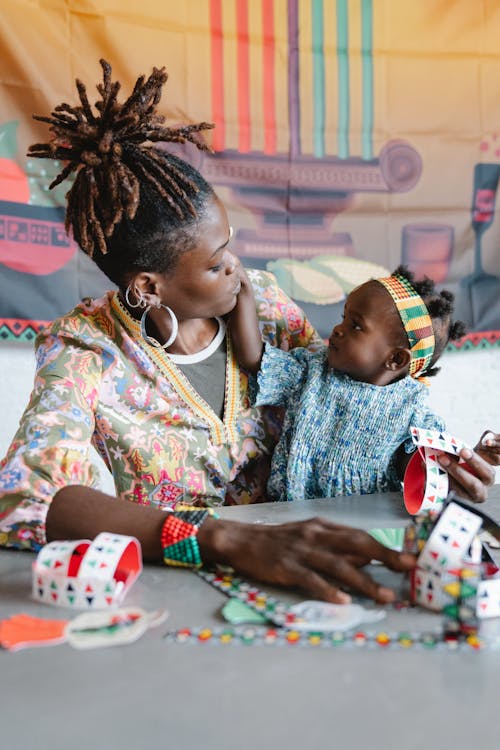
[333,323,343,337]
[225,251,237,274]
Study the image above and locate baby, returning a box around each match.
[230,265,465,501]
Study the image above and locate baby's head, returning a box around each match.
[327,265,465,385]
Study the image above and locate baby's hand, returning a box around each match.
[475,430,500,467]
[437,436,497,503]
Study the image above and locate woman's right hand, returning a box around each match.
[198,516,416,604]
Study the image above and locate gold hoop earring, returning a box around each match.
[140,305,178,349]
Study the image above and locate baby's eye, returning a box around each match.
[352,320,362,331]
[210,264,222,273]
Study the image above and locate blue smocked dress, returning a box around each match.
[254,344,444,501]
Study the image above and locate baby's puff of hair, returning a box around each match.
[392,265,466,377]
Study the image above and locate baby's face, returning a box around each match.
[327,281,406,384]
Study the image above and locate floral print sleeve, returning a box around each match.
[0,333,102,550]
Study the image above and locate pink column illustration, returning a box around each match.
[459,160,500,328]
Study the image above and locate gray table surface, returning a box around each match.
[1,487,500,750]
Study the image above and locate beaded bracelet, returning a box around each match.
[161,506,218,569]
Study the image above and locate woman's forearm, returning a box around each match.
[47,486,166,561]
[47,486,238,565]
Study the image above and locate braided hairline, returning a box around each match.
[27,59,214,258]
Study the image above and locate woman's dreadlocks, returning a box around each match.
[28,59,215,285]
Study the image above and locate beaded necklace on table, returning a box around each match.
[110,293,241,446]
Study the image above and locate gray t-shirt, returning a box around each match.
[169,318,228,419]
[176,339,227,418]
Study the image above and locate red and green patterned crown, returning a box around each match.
[377,274,435,380]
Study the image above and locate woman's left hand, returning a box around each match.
[437,430,499,503]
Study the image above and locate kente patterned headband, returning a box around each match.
[377,274,435,380]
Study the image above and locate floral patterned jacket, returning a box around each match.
[0,270,322,550]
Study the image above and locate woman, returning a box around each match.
[0,61,497,605]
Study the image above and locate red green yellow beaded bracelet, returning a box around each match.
[161,507,218,569]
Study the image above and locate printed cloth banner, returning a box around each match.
[1,0,500,348]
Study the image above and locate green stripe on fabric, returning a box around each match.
[312,0,325,158]
[361,0,373,159]
[336,0,349,158]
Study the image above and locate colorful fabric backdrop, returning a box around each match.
[1,0,500,349]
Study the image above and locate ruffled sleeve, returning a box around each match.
[253,343,311,408]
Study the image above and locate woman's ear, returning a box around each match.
[385,347,412,373]
[133,272,163,305]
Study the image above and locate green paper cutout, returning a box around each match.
[368,527,405,551]
[221,599,269,625]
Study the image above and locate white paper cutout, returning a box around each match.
[288,601,386,632]
[65,607,167,648]
[32,533,142,609]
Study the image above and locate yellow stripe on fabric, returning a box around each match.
[274,0,289,154]
[398,297,426,311]
[323,0,338,156]
[405,317,432,331]
[347,0,363,158]
[188,1,213,140]
[248,1,264,153]
[221,0,238,152]
[298,0,314,156]
[110,294,239,446]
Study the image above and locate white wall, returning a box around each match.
[1,342,499,488]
